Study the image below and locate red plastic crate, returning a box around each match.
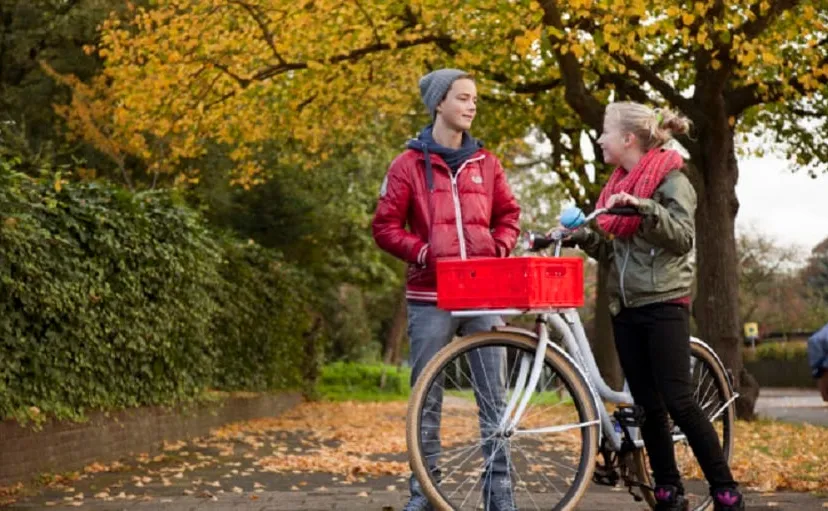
[436,257,584,310]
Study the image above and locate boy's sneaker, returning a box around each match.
[713,488,745,511]
[653,484,689,511]
[402,495,434,511]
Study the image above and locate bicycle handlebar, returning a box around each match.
[524,206,641,252]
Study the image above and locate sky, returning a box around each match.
[735,157,827,252]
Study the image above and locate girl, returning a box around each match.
[566,101,744,511]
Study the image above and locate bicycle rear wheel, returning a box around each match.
[406,331,600,511]
[631,339,736,511]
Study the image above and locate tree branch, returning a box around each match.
[541,1,702,125]
[726,64,828,117]
[352,0,382,46]
[538,0,604,131]
[227,0,287,65]
[595,72,650,104]
[211,61,250,88]
[200,34,451,110]
[617,55,703,124]
[650,41,685,74]
[735,0,800,41]
[485,71,561,94]
[791,107,827,118]
[252,34,452,82]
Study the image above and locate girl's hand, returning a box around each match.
[607,192,641,209]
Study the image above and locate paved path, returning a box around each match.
[7,485,827,510]
[755,387,828,426]
[6,389,827,511]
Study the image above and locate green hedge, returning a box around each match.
[211,240,315,391]
[744,341,809,362]
[0,166,317,423]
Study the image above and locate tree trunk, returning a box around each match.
[382,288,407,365]
[302,315,324,400]
[693,118,759,419]
[380,288,407,390]
[592,259,623,390]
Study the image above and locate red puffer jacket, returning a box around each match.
[372,147,521,302]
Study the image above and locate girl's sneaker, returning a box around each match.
[653,485,689,511]
[713,488,745,511]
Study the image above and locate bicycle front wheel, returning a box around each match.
[631,339,736,511]
[406,331,600,511]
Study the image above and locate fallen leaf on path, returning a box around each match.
[162,440,186,451]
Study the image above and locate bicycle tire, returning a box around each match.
[406,331,600,511]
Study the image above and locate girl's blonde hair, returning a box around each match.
[605,102,691,150]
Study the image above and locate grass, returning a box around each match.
[445,389,572,406]
[315,362,573,406]
[315,362,411,402]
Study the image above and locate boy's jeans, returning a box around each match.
[404,303,514,511]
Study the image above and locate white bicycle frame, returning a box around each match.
[447,207,737,453]
[452,306,738,453]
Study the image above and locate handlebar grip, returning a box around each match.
[606,206,641,216]
[524,231,554,252]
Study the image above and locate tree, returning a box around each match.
[737,229,828,334]
[804,235,828,303]
[533,0,828,417]
[53,0,828,414]
[737,225,805,323]
[0,0,150,174]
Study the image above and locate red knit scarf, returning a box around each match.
[596,148,684,238]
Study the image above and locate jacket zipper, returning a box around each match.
[450,155,485,261]
[620,241,631,307]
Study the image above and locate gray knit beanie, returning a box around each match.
[418,68,468,118]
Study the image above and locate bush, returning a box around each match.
[0,164,321,423]
[0,167,222,421]
[745,341,809,362]
[211,240,317,391]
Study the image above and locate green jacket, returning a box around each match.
[569,169,697,315]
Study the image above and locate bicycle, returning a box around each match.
[405,206,738,511]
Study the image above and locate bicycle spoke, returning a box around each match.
[511,440,565,497]
[409,335,596,511]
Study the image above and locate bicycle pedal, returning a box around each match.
[613,404,645,426]
[592,464,619,487]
